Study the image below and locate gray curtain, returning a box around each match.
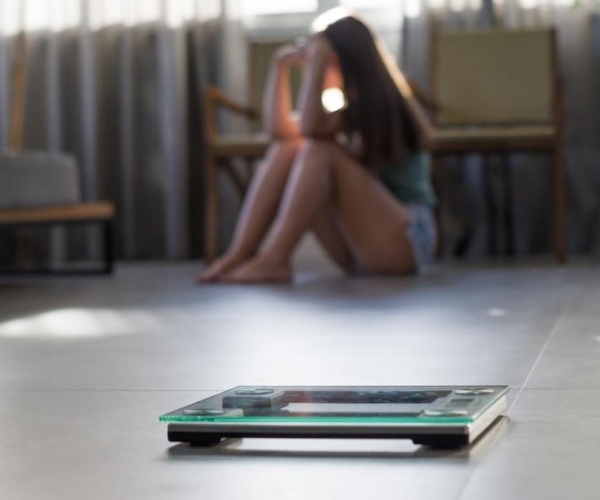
[3,0,599,263]
[0,0,222,261]
[402,0,600,258]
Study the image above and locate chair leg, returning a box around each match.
[501,153,515,257]
[222,161,249,199]
[431,155,443,259]
[482,156,498,256]
[204,156,219,263]
[553,146,567,263]
[103,219,114,274]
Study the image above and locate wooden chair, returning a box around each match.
[0,25,116,274]
[202,86,269,262]
[0,202,115,274]
[425,28,566,262]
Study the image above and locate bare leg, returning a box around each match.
[198,139,302,281]
[312,204,359,274]
[223,139,416,283]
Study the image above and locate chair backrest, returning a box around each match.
[432,28,557,126]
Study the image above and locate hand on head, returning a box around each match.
[275,35,338,67]
[305,35,338,65]
[274,43,307,67]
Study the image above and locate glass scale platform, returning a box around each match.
[160,385,509,448]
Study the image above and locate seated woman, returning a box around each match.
[199,8,436,284]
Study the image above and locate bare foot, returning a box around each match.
[220,255,292,284]
[197,253,248,283]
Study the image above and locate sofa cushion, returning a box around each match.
[0,151,81,208]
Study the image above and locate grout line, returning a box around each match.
[505,300,570,416]
[454,287,577,500]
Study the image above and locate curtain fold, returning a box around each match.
[1,0,599,263]
[0,0,222,262]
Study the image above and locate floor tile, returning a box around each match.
[0,391,475,500]
[0,261,594,499]
[458,389,600,500]
[519,271,600,389]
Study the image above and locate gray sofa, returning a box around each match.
[0,151,80,207]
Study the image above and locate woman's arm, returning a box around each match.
[297,36,344,138]
[262,44,304,139]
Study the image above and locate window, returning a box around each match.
[242,0,318,15]
[340,0,393,7]
[242,0,402,39]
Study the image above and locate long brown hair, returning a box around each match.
[320,14,422,168]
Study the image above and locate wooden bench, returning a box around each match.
[0,201,115,274]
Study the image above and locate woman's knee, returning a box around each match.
[268,138,304,158]
[261,138,305,171]
[298,138,338,164]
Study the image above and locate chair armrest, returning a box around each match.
[204,86,261,120]
[203,86,262,141]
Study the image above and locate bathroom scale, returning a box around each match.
[160,385,509,448]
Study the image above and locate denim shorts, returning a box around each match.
[406,204,437,273]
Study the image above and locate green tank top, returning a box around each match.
[377,152,436,206]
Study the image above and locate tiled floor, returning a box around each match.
[1,244,599,499]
